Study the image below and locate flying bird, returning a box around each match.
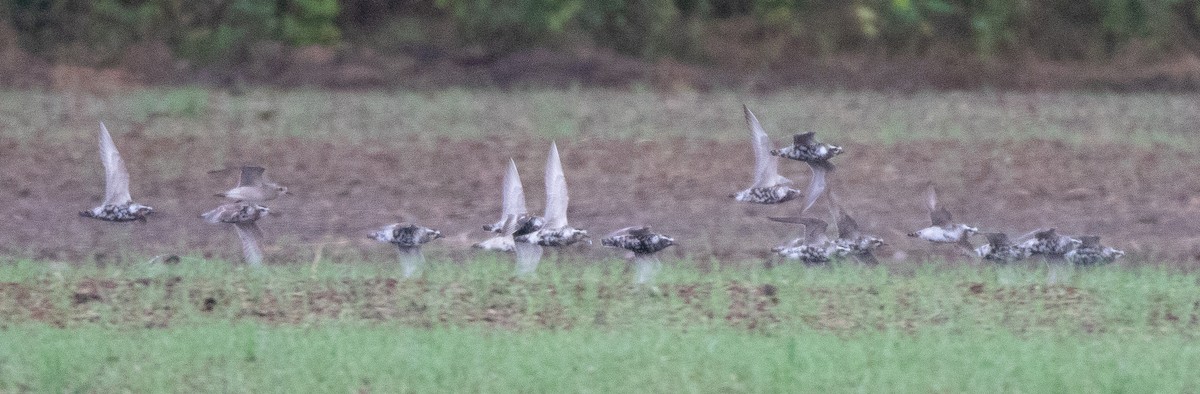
[828,195,885,265]
[80,122,154,222]
[601,226,676,284]
[768,217,851,265]
[475,158,531,252]
[975,232,1031,263]
[1064,236,1124,266]
[370,223,442,278]
[907,183,979,251]
[215,166,288,203]
[732,105,801,204]
[770,129,844,214]
[1016,228,1082,259]
[201,202,271,266]
[514,142,589,249]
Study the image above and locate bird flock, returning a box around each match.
[78,107,1123,282]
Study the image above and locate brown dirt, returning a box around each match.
[1,134,1198,267]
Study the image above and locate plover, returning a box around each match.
[370,223,442,278]
[770,129,843,214]
[514,142,589,248]
[828,196,885,265]
[80,122,154,222]
[601,226,676,284]
[474,158,531,252]
[1016,228,1082,259]
[907,183,978,251]
[1064,236,1124,266]
[732,105,801,204]
[768,217,851,264]
[975,232,1031,263]
[201,202,271,266]
[215,166,288,203]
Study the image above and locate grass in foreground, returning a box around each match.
[0,259,1198,391]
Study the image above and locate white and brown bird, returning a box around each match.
[768,217,851,265]
[601,226,676,284]
[975,232,1031,263]
[80,122,154,222]
[907,183,978,251]
[215,166,288,203]
[1064,236,1124,266]
[732,105,801,204]
[770,128,843,215]
[201,202,271,267]
[1017,228,1082,259]
[475,158,530,252]
[828,196,885,265]
[370,223,442,278]
[514,142,589,249]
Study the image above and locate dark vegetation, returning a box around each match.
[4,0,1200,90]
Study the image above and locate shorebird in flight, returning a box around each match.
[975,232,1031,263]
[768,217,850,265]
[514,142,589,248]
[770,128,843,215]
[828,194,885,265]
[472,158,546,274]
[201,202,271,266]
[907,183,978,253]
[80,122,154,222]
[215,166,288,203]
[732,106,801,204]
[1017,228,1082,259]
[601,226,676,284]
[370,223,442,278]
[1064,236,1124,266]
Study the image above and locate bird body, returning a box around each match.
[769,217,851,264]
[975,233,1031,263]
[908,184,978,250]
[201,202,271,266]
[370,223,442,278]
[81,122,154,222]
[1064,236,1124,266]
[734,106,800,204]
[515,142,589,248]
[601,227,675,284]
[769,130,842,215]
[1018,228,1081,257]
[216,166,287,203]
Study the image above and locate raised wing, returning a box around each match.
[768,217,829,245]
[234,222,264,267]
[238,166,266,187]
[98,122,132,205]
[793,132,816,146]
[836,208,860,240]
[543,142,569,229]
[605,226,650,239]
[502,158,527,217]
[984,232,1010,247]
[800,161,832,215]
[925,183,953,226]
[744,105,790,188]
[1014,228,1052,243]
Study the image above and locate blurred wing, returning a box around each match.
[234,222,264,266]
[801,218,830,245]
[543,142,569,228]
[605,226,649,238]
[836,208,860,240]
[924,183,954,226]
[793,132,816,146]
[238,166,266,187]
[514,242,544,274]
[502,158,527,217]
[1014,228,1050,243]
[98,122,132,205]
[745,105,789,188]
[800,161,831,215]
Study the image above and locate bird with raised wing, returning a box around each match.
[768,217,851,264]
[370,223,442,278]
[975,232,1031,263]
[1016,228,1082,259]
[80,122,154,222]
[201,203,271,266]
[732,105,801,204]
[1064,236,1124,266]
[828,194,885,265]
[215,166,288,203]
[602,226,676,284]
[770,128,844,214]
[907,183,979,251]
[514,142,589,248]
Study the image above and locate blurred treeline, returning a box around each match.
[5,0,1200,66]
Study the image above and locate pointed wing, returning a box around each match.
[238,166,266,187]
[800,218,829,245]
[800,161,832,215]
[793,132,816,146]
[744,105,789,188]
[1014,228,1051,243]
[514,242,544,275]
[502,158,527,217]
[234,222,264,267]
[836,208,861,240]
[98,122,133,205]
[925,183,953,226]
[605,226,650,238]
[543,142,569,228]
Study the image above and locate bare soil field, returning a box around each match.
[2,133,1199,267]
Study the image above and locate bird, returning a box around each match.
[975,232,1031,263]
[370,223,442,278]
[474,158,530,252]
[1016,228,1082,259]
[770,129,843,215]
[215,166,288,203]
[907,183,978,252]
[514,142,589,248]
[732,105,801,204]
[768,217,851,265]
[201,202,271,267]
[1064,236,1124,266]
[602,226,676,284]
[80,122,154,222]
[828,194,885,265]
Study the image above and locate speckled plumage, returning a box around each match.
[829,201,885,264]
[770,130,841,215]
[215,166,288,203]
[908,183,978,250]
[81,122,154,222]
[201,203,271,266]
[734,106,801,204]
[1064,236,1124,266]
[515,142,589,249]
[475,159,536,253]
[601,227,676,255]
[1017,228,1081,258]
[371,223,442,278]
[975,233,1031,263]
[769,217,851,264]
